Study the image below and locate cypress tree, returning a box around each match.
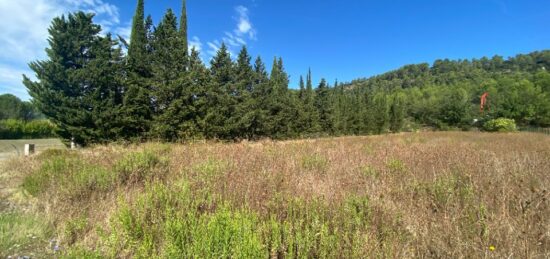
[24,12,125,145]
[123,0,153,140]
[252,56,270,138]
[299,76,306,100]
[315,78,334,133]
[128,0,148,74]
[180,0,189,65]
[303,69,321,133]
[206,43,234,139]
[264,57,298,138]
[150,9,189,140]
[188,47,212,138]
[231,46,256,138]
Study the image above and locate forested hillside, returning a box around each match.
[23,0,550,145]
[340,51,550,131]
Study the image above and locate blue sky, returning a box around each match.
[1,0,549,100]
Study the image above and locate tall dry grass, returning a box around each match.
[2,132,549,258]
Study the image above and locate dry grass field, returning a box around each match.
[1,132,549,258]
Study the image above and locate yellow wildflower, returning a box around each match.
[489,245,495,251]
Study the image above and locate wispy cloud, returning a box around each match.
[189,36,203,53]
[205,5,257,61]
[0,0,128,100]
[234,6,256,39]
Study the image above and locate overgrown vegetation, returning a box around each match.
[0,119,57,139]
[0,213,53,257]
[1,132,548,258]
[482,118,518,132]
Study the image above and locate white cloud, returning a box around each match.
[207,40,221,57]
[189,36,203,53]
[0,0,128,100]
[234,6,256,39]
[203,5,257,62]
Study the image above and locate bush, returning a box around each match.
[0,119,57,139]
[114,150,163,184]
[482,118,517,132]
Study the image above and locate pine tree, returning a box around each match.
[302,69,321,133]
[123,0,153,140]
[299,76,306,100]
[315,78,334,133]
[389,91,406,132]
[250,56,270,138]
[188,47,212,138]
[128,0,148,74]
[206,43,234,139]
[24,12,125,145]
[230,46,256,139]
[372,92,390,134]
[263,57,298,138]
[150,9,189,140]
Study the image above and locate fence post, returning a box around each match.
[24,144,35,156]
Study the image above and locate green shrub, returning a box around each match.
[482,118,517,132]
[106,182,264,258]
[0,119,56,139]
[114,150,163,184]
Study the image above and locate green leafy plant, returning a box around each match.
[482,118,517,132]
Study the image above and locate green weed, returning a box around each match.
[361,165,379,178]
[386,159,407,173]
[0,212,52,256]
[301,154,329,172]
[114,150,164,184]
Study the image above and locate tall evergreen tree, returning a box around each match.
[372,92,390,134]
[231,46,256,138]
[150,9,189,140]
[179,0,189,66]
[251,56,270,138]
[299,75,306,100]
[188,47,212,138]
[302,69,321,133]
[24,12,125,145]
[128,0,148,74]
[123,0,153,139]
[389,91,406,132]
[206,43,234,138]
[315,78,334,133]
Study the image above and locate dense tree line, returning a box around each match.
[344,51,550,131]
[0,94,42,121]
[23,0,550,145]
[0,94,54,139]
